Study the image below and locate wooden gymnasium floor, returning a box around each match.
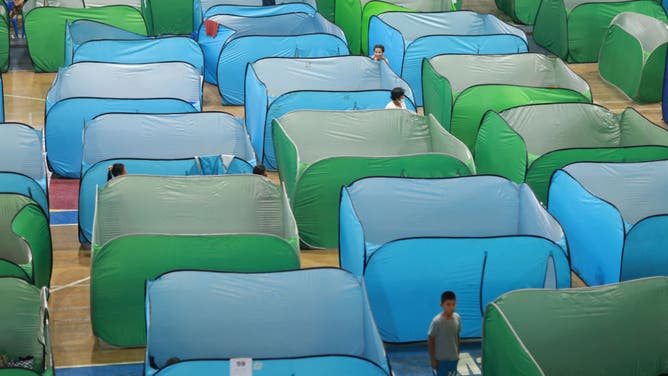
[5,4,664,368]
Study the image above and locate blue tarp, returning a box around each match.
[339,176,569,341]
[548,161,668,286]
[0,124,48,212]
[65,20,204,71]
[198,8,348,104]
[45,62,201,178]
[245,56,416,169]
[78,112,256,244]
[145,269,390,376]
[368,11,528,105]
[193,0,317,28]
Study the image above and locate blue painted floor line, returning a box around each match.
[49,210,78,226]
[55,342,482,376]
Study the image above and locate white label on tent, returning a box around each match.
[231,358,252,376]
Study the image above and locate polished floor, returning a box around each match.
[3,8,663,369]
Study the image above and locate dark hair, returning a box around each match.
[253,164,267,176]
[373,44,385,52]
[107,163,126,181]
[390,87,405,101]
[441,291,456,303]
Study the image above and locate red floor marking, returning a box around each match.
[49,177,79,210]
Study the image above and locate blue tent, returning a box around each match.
[193,0,317,28]
[368,11,528,105]
[549,161,668,286]
[78,112,256,244]
[199,7,348,104]
[245,56,415,169]
[340,176,570,341]
[65,20,204,71]
[0,123,48,213]
[45,62,201,178]
[144,269,390,376]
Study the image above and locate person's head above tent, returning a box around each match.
[107,163,127,181]
[386,87,407,110]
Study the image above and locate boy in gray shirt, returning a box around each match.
[428,291,461,376]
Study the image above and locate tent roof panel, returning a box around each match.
[93,175,294,246]
[46,62,202,110]
[0,124,45,184]
[251,56,412,98]
[210,12,345,40]
[201,0,317,14]
[500,103,621,155]
[83,113,255,168]
[276,110,448,162]
[562,160,668,224]
[146,269,386,369]
[360,0,452,10]
[610,12,668,53]
[67,19,145,44]
[377,11,526,42]
[428,53,590,96]
[345,176,563,250]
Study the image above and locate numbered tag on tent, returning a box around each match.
[231,358,252,376]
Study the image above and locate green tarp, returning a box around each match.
[90,175,300,347]
[0,194,52,289]
[273,109,475,249]
[495,0,540,24]
[483,277,668,375]
[422,54,592,151]
[24,5,147,72]
[599,12,668,103]
[142,0,193,36]
[533,0,667,62]
[475,104,668,202]
[334,0,457,54]
[0,277,53,376]
[0,4,9,72]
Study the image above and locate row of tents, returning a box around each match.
[4,103,668,346]
[3,269,666,375]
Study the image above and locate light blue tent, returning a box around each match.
[45,62,201,178]
[340,176,570,341]
[144,269,390,376]
[65,20,145,66]
[368,11,528,105]
[245,56,415,169]
[199,8,349,104]
[549,161,668,286]
[0,123,48,213]
[78,112,256,244]
[193,0,317,28]
[65,20,204,71]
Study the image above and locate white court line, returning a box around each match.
[49,223,78,227]
[5,94,46,101]
[50,276,90,293]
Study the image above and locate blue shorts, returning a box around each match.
[434,360,458,376]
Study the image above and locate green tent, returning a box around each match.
[599,12,668,103]
[0,277,53,376]
[273,109,475,249]
[142,0,193,36]
[24,5,147,72]
[422,53,592,151]
[334,0,458,54]
[533,0,667,62]
[0,194,52,289]
[90,175,300,347]
[483,277,668,375]
[0,4,8,72]
[475,103,668,202]
[495,0,540,24]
